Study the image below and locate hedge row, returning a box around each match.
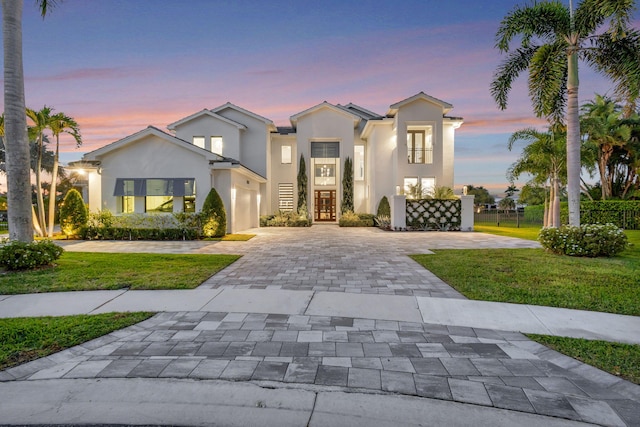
[81,227,199,241]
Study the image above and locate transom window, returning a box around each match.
[407,127,433,164]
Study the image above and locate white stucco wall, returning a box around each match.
[367,124,396,215]
[215,108,270,179]
[96,134,212,213]
[395,99,451,190]
[295,107,356,220]
[173,115,242,160]
[269,134,297,214]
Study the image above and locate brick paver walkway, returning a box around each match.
[4,311,636,426]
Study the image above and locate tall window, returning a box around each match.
[407,127,433,164]
[278,183,294,211]
[193,136,205,149]
[354,145,365,181]
[211,136,223,155]
[281,145,292,164]
[314,158,336,186]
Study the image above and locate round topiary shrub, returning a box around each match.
[538,223,628,257]
[201,188,226,237]
[0,240,64,270]
[59,189,88,237]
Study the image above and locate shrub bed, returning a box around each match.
[82,211,202,240]
[538,223,628,257]
[260,211,311,227]
[0,240,64,270]
[339,211,375,227]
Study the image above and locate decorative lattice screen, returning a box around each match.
[406,199,462,231]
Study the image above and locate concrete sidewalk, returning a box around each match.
[1,288,639,344]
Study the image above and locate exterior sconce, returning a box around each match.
[463,186,468,196]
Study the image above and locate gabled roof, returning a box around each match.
[83,126,226,162]
[337,103,383,120]
[166,109,247,131]
[211,102,277,132]
[290,101,362,127]
[387,91,453,116]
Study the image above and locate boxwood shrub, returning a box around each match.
[538,223,628,257]
[339,211,375,227]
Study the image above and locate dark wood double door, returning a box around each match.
[314,190,336,222]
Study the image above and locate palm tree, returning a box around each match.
[48,113,81,236]
[580,95,632,199]
[2,0,56,241]
[26,106,53,235]
[508,127,566,227]
[491,0,639,227]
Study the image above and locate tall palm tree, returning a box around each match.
[1,0,56,241]
[491,0,639,226]
[508,127,567,227]
[580,95,632,199]
[48,112,81,236]
[26,106,53,235]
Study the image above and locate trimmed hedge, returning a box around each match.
[377,196,391,217]
[201,188,226,237]
[82,227,199,241]
[59,189,88,237]
[581,200,640,230]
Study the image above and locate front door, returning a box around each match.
[314,190,336,222]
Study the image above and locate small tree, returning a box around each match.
[341,156,354,214]
[377,196,391,217]
[59,189,87,237]
[297,154,308,215]
[201,187,226,237]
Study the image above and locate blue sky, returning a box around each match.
[3,0,638,195]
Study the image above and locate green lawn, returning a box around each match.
[527,334,640,385]
[0,312,153,370]
[412,226,640,383]
[0,252,240,294]
[474,223,541,241]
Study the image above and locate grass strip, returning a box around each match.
[0,252,240,294]
[0,312,154,370]
[527,334,640,385]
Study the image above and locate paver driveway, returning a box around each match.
[63,225,541,297]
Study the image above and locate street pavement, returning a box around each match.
[1,226,639,426]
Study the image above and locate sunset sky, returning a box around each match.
[3,0,638,195]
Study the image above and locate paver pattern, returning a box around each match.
[62,226,540,297]
[3,311,636,426]
[12,227,640,425]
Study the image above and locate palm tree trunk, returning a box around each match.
[47,135,59,236]
[566,48,581,226]
[2,0,33,242]
[543,186,549,227]
[552,173,561,227]
[35,135,46,236]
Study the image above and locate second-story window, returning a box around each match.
[407,127,433,164]
[211,137,223,156]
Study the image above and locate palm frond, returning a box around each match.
[491,46,537,110]
[496,1,570,52]
[576,0,636,37]
[528,42,567,122]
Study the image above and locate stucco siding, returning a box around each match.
[173,115,242,160]
[97,134,212,213]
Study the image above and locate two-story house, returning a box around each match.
[72,92,463,233]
